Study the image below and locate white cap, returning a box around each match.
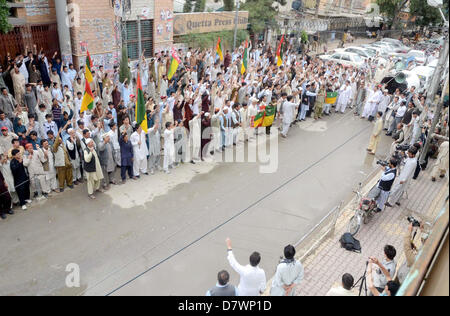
[86,138,93,145]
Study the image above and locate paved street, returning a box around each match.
[0,112,392,296]
[294,167,447,296]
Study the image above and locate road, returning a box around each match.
[0,111,391,296]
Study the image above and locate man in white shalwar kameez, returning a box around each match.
[362,86,381,119]
[387,148,418,206]
[189,113,202,162]
[335,81,352,113]
[163,122,175,173]
[271,245,304,296]
[130,126,149,177]
[280,96,297,138]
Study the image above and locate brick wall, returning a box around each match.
[128,0,155,20]
[68,0,120,70]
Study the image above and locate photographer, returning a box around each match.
[367,245,397,296]
[386,146,418,207]
[370,158,398,213]
[397,221,428,284]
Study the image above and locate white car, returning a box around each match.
[407,50,426,64]
[319,52,364,68]
[410,66,435,93]
[335,47,388,66]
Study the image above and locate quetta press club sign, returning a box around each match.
[173,11,249,36]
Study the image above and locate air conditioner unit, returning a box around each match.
[292,0,303,11]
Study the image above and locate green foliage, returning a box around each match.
[376,0,409,28]
[410,0,444,26]
[0,0,12,34]
[194,0,206,12]
[300,30,308,43]
[241,0,287,35]
[119,46,131,83]
[180,30,249,50]
[183,0,194,13]
[214,0,235,11]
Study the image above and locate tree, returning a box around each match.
[0,0,12,34]
[194,0,206,12]
[183,0,194,13]
[376,0,409,29]
[241,0,287,36]
[119,46,131,84]
[214,0,235,11]
[410,0,443,26]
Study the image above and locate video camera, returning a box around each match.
[407,216,421,227]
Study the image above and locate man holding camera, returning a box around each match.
[386,146,418,207]
[371,158,398,213]
[367,245,397,296]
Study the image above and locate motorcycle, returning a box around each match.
[347,183,378,236]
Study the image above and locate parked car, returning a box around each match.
[361,44,389,58]
[335,46,389,66]
[410,66,435,93]
[406,50,426,64]
[319,52,364,68]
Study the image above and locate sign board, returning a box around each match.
[173,11,249,36]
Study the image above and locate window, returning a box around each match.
[341,54,351,61]
[123,20,154,60]
[331,54,341,60]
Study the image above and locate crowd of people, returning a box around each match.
[0,36,448,296]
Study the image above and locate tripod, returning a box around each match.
[353,261,369,296]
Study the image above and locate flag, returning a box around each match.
[251,105,276,128]
[241,40,248,75]
[216,37,224,61]
[277,35,285,67]
[80,80,94,113]
[135,72,148,133]
[168,48,181,80]
[262,105,276,127]
[325,91,338,104]
[85,51,94,83]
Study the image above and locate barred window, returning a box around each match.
[124,20,154,60]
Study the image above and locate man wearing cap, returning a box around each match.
[0,126,18,155]
[130,125,149,177]
[53,125,74,192]
[0,88,17,120]
[98,133,117,189]
[367,111,384,155]
[83,138,104,199]
[66,128,82,185]
[220,107,230,150]
[10,148,31,210]
[23,142,50,199]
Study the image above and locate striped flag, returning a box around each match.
[80,80,94,113]
[277,35,285,67]
[135,72,148,132]
[216,37,224,61]
[325,91,338,104]
[241,40,248,75]
[85,51,94,83]
[251,105,276,128]
[168,47,181,80]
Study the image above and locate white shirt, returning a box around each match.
[227,251,266,296]
[326,286,358,296]
[396,105,407,118]
[270,259,304,296]
[398,157,417,183]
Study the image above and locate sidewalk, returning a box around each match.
[292,167,448,296]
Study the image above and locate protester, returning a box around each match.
[225,238,266,296]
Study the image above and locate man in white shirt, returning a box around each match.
[386,147,418,207]
[225,238,266,296]
[326,273,358,296]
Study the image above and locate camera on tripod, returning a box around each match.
[376,159,390,167]
[407,216,421,227]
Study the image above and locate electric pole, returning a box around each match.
[419,36,449,165]
[233,0,240,51]
[137,15,142,58]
